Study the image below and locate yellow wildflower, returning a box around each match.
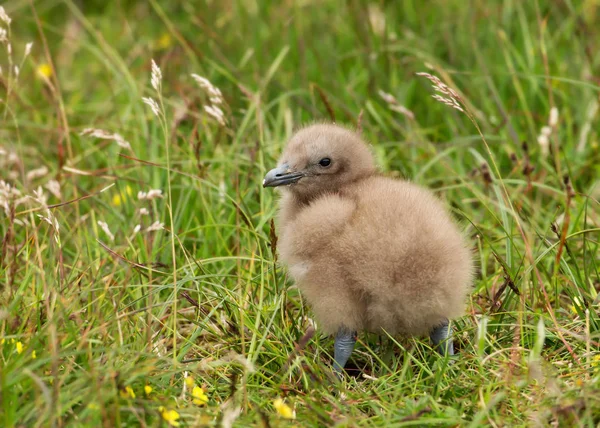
[126,386,136,399]
[273,398,295,419]
[16,341,23,354]
[571,296,583,314]
[192,386,208,406]
[159,407,180,427]
[144,385,153,396]
[37,63,53,79]
[32,350,37,359]
[156,32,173,50]
[88,402,99,410]
[120,386,136,399]
[1,338,5,345]
[592,354,600,368]
[184,376,195,389]
[112,185,133,207]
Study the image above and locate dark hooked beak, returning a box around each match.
[263,164,305,188]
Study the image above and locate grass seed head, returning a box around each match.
[204,105,226,125]
[0,6,11,25]
[416,72,465,113]
[142,97,160,117]
[378,89,415,119]
[80,128,131,150]
[97,221,115,241]
[378,90,397,105]
[150,59,162,91]
[549,107,559,127]
[26,166,48,181]
[44,180,61,199]
[191,74,223,102]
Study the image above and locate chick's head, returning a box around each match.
[264,124,376,200]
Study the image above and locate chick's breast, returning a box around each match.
[279,177,473,336]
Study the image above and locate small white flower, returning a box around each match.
[133,224,141,234]
[146,221,164,232]
[147,189,162,199]
[138,189,163,200]
[13,65,18,77]
[0,29,7,43]
[139,207,149,216]
[24,42,33,57]
[97,221,115,241]
[142,97,160,117]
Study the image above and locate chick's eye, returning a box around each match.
[318,158,331,167]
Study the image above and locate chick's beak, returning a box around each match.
[262,163,305,188]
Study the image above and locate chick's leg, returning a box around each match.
[430,319,454,356]
[333,328,357,374]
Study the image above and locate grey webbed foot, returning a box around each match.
[430,319,454,356]
[333,328,357,375]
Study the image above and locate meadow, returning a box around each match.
[1,0,600,426]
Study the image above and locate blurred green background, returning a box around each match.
[1,0,599,426]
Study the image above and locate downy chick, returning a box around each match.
[263,124,473,372]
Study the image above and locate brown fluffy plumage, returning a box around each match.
[266,124,473,338]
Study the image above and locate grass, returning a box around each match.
[1,0,600,426]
